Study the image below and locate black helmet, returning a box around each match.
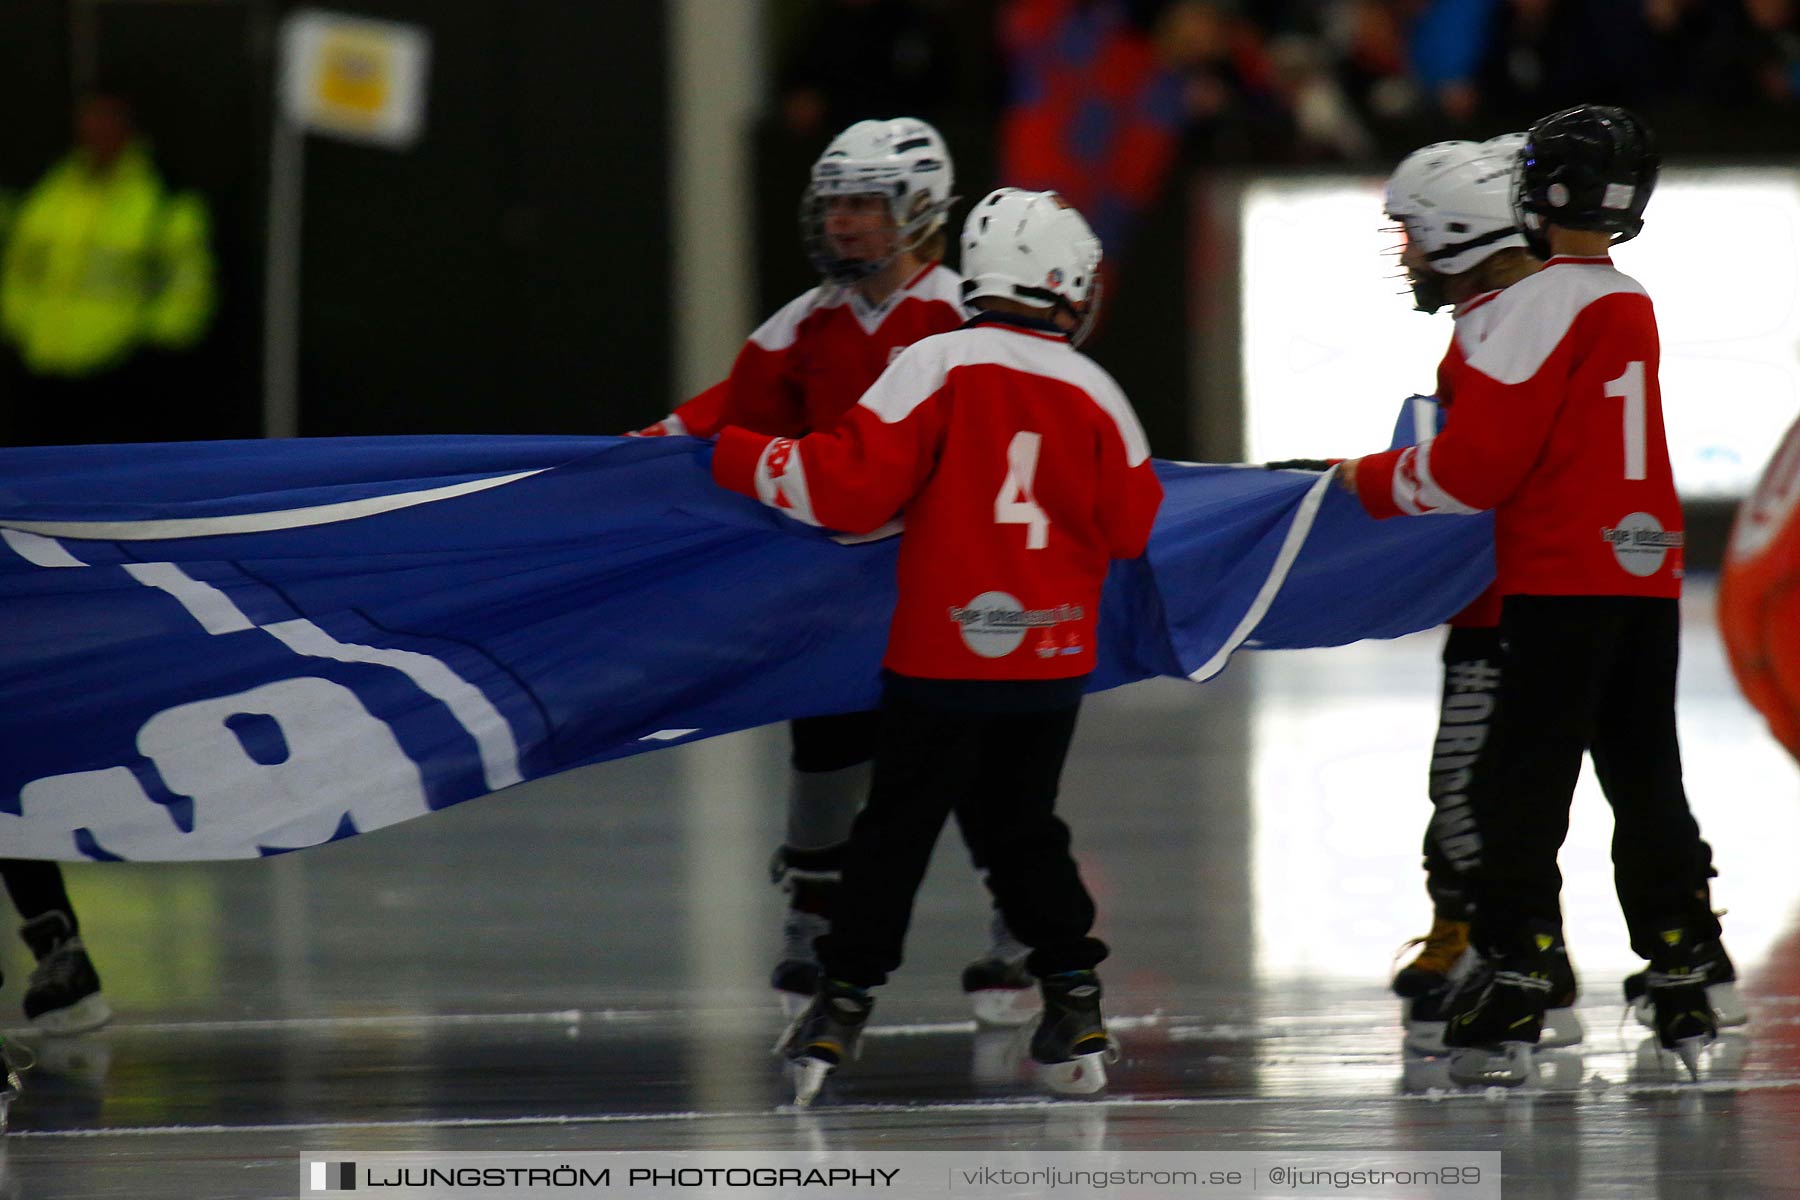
[1513,105,1660,258]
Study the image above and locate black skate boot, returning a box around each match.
[1539,940,1583,1049]
[1030,971,1114,1096]
[769,847,840,1018]
[1400,945,1476,1054]
[961,910,1039,1028]
[778,978,872,1107]
[1624,937,1744,1032]
[1392,914,1470,1000]
[21,912,111,1035]
[1641,923,1720,1082]
[1442,922,1562,1086]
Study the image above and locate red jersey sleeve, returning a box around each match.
[713,360,948,537]
[1095,411,1162,559]
[1356,329,1569,520]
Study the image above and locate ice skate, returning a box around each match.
[1624,936,1745,1032]
[1392,914,1470,999]
[1641,925,1720,1082]
[20,913,111,1036]
[771,909,829,1018]
[1030,971,1114,1096]
[777,979,871,1107]
[768,848,839,1018]
[961,911,1039,1027]
[970,1021,1033,1085]
[1401,945,1476,1053]
[0,1037,20,1134]
[1441,923,1561,1087]
[1539,941,1584,1049]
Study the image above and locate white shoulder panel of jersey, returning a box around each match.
[1450,294,1508,359]
[1462,263,1649,386]
[747,285,847,352]
[857,326,1151,466]
[908,263,973,318]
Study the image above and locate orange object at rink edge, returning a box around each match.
[1721,413,1800,762]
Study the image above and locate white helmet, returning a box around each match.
[1385,135,1528,277]
[800,117,956,285]
[960,188,1103,343]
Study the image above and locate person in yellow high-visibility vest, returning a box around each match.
[0,92,215,445]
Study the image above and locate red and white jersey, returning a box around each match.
[1357,256,1683,598]
[712,313,1164,681]
[652,263,967,440]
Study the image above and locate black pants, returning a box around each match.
[788,708,995,873]
[0,859,77,930]
[788,711,879,774]
[816,673,1106,988]
[1469,595,1719,959]
[1419,625,1501,921]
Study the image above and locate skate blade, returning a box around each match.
[969,987,1041,1028]
[1538,1005,1584,1049]
[1707,982,1748,1028]
[970,1024,1033,1085]
[1446,1042,1536,1088]
[1402,1018,1447,1055]
[789,1057,833,1107]
[1037,1050,1109,1096]
[1670,1035,1712,1083]
[27,993,113,1037]
[1633,982,1748,1031]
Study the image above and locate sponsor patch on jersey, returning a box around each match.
[948,592,1084,659]
[1601,511,1683,578]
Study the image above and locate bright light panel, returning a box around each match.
[1240,170,1800,500]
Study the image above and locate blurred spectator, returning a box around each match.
[777,0,957,137]
[1155,0,1300,161]
[1326,0,1422,124]
[1264,33,1380,159]
[1744,0,1800,102]
[1686,0,1800,106]
[1476,0,1666,119]
[0,92,214,445]
[1408,0,1501,122]
[998,0,1186,251]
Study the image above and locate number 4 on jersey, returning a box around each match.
[995,430,1049,549]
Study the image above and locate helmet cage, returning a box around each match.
[798,120,956,286]
[800,178,954,286]
[1384,136,1528,312]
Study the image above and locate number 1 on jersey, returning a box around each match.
[995,430,1049,549]
[1606,361,1647,481]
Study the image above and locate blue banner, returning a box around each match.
[0,432,1490,861]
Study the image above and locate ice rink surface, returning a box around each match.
[3,580,1797,1199]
